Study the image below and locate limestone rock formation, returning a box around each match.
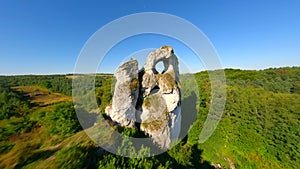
[140,46,181,149]
[105,59,139,127]
[105,46,181,149]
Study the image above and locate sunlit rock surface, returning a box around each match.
[105,59,139,127]
[105,46,181,149]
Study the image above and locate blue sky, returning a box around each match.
[0,0,299,75]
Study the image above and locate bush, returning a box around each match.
[45,102,82,136]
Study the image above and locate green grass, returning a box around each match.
[11,86,71,107]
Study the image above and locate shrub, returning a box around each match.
[45,102,81,136]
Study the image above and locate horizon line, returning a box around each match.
[0,65,299,76]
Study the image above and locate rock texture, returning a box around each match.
[105,59,139,127]
[105,46,181,149]
[140,46,181,149]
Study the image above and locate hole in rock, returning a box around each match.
[150,85,160,95]
[155,61,164,74]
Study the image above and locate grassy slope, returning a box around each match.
[11,86,71,106]
[0,85,113,169]
[190,68,300,169]
[199,87,300,168]
[0,86,76,168]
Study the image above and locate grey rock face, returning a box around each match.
[141,46,181,149]
[105,59,139,127]
[142,46,180,96]
[140,91,171,148]
[105,46,181,149]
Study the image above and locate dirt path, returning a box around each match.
[225,157,235,169]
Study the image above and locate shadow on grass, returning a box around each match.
[15,149,58,169]
[154,143,214,169]
[180,91,198,141]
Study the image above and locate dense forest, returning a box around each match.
[0,67,299,169]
